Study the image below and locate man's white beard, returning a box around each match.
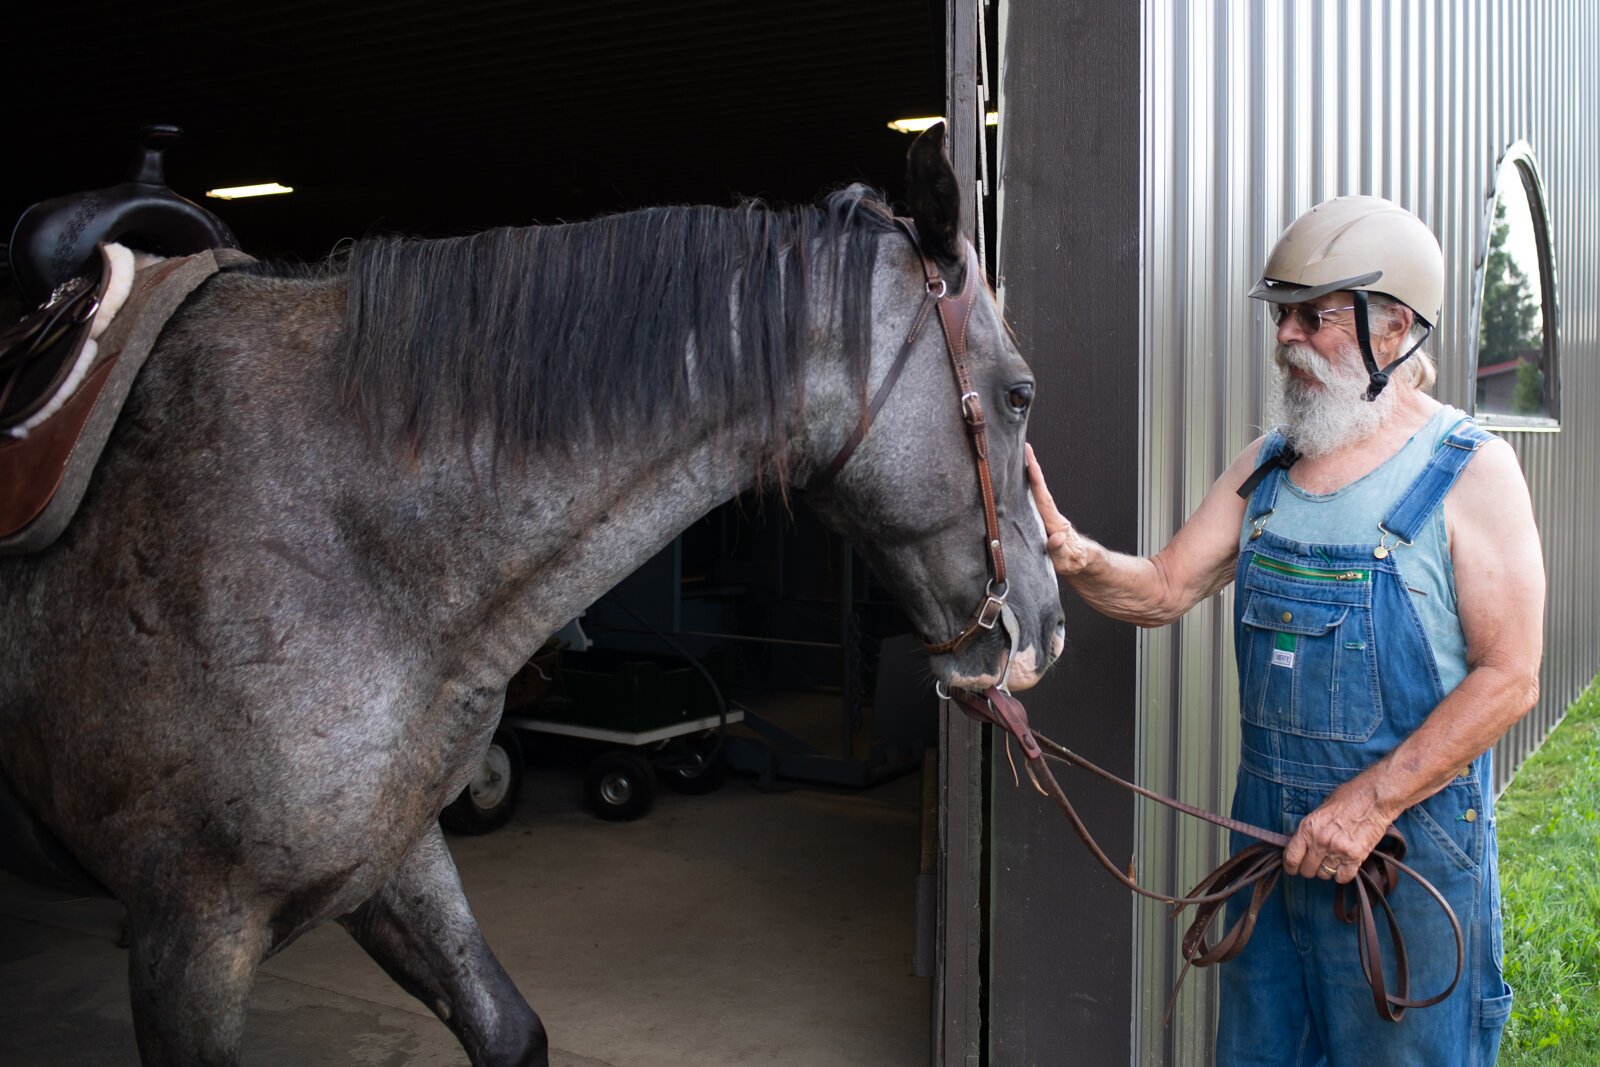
[1269,341,1399,458]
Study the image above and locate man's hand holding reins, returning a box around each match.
[1282,773,1401,885]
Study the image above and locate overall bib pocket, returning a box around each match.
[1238,558,1383,741]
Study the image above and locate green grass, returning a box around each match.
[1497,674,1600,1065]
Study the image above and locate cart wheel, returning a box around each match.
[584,750,657,821]
[441,725,524,835]
[661,737,728,796]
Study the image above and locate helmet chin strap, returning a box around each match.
[1353,289,1434,402]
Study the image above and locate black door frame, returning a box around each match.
[939,1,1142,1063]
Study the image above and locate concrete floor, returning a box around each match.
[0,761,931,1066]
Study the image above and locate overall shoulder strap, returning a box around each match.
[1380,419,1497,543]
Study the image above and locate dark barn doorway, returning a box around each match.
[0,3,987,1065]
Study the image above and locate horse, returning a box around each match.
[0,126,1063,1066]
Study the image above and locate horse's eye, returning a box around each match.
[1007,382,1034,414]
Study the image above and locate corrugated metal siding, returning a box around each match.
[1132,2,1600,1062]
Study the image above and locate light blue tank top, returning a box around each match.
[1239,406,1473,694]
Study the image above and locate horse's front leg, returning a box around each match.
[338,824,548,1067]
[125,900,271,1066]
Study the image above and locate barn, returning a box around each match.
[2,2,1596,1065]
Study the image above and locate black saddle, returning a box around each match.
[7,124,238,307]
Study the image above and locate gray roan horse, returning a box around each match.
[0,127,1062,1064]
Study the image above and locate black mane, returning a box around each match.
[337,186,901,478]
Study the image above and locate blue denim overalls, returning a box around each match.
[1213,418,1513,1067]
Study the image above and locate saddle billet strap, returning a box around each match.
[0,260,110,428]
[960,686,1463,1024]
[0,278,97,371]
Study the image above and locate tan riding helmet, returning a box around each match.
[1248,195,1444,328]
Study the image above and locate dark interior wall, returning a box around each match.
[4,1,947,262]
[989,2,1140,1062]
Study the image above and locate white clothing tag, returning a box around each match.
[1271,649,1296,668]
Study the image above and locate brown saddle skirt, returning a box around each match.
[0,246,251,554]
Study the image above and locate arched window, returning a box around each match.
[1471,143,1560,427]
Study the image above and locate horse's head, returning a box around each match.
[804,125,1064,695]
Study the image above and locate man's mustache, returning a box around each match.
[1274,343,1328,378]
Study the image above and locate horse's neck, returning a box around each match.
[379,417,781,683]
[330,257,876,683]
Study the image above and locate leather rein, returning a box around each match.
[954,685,1463,1023]
[811,220,1464,1024]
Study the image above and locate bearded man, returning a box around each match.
[1028,195,1544,1066]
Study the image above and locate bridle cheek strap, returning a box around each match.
[810,218,1010,659]
[906,228,1008,658]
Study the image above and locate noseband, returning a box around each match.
[812,219,1009,658]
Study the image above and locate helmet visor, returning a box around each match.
[1247,270,1383,306]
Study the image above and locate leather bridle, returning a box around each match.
[812,218,1010,660]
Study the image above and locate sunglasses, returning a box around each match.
[1270,302,1359,333]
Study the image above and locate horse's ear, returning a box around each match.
[905,122,963,267]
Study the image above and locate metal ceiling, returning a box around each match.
[6,0,944,259]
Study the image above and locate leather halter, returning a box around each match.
[812,219,1008,658]
[952,685,1464,1025]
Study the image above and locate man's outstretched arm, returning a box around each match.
[1027,439,1265,627]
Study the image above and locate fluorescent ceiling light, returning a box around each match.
[886,112,999,134]
[205,182,294,200]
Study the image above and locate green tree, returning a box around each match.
[1477,201,1540,371]
[1512,359,1544,415]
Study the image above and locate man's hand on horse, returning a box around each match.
[1026,444,1095,577]
[1282,775,1399,884]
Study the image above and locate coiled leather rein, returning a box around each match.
[950,685,1464,1024]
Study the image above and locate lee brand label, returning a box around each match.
[1272,631,1297,668]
